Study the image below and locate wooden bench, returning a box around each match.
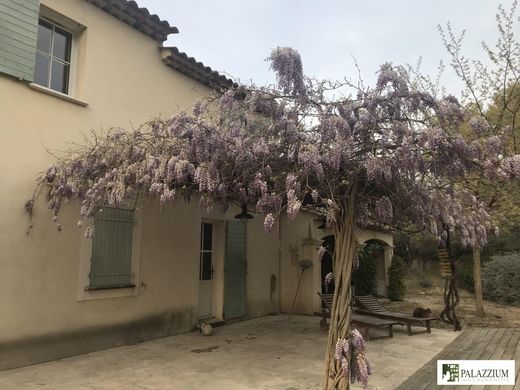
[316,293,398,339]
[354,295,437,335]
[351,313,397,340]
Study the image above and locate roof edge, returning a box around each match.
[84,0,178,42]
[161,47,236,92]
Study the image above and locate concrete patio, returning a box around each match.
[0,315,458,389]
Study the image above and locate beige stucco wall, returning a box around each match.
[279,213,322,315]
[1,0,211,339]
[0,0,284,369]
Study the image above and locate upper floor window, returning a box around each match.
[34,19,72,94]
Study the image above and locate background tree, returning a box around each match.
[440,1,520,316]
[352,242,379,296]
[388,255,406,301]
[28,48,518,389]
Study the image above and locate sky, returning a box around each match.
[138,1,516,96]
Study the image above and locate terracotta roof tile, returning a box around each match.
[162,47,235,91]
[84,1,233,91]
[85,0,178,41]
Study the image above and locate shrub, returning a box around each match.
[482,252,520,306]
[353,243,379,296]
[388,255,406,301]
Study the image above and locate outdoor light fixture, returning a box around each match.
[234,204,253,220]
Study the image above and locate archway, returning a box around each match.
[356,233,394,296]
[354,240,386,296]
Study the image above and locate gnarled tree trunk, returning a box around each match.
[323,191,356,390]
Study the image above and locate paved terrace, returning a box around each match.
[0,315,457,389]
[397,328,520,390]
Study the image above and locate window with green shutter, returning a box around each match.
[88,208,135,289]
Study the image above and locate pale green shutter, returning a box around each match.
[0,0,40,81]
[224,221,247,319]
[89,208,134,288]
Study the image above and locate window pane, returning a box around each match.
[34,52,50,87]
[53,28,71,62]
[36,21,52,53]
[203,223,213,250]
[50,60,69,93]
[200,252,212,280]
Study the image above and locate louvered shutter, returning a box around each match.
[224,220,247,318]
[0,0,39,81]
[89,208,134,288]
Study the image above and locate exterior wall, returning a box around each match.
[245,212,280,317]
[0,0,282,370]
[279,213,322,315]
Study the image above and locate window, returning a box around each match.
[34,19,72,94]
[200,223,213,280]
[88,208,135,289]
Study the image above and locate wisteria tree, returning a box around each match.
[27,48,519,389]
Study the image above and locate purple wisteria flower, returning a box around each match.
[334,329,371,390]
[263,213,275,233]
[318,245,327,261]
[324,272,334,293]
[268,47,306,98]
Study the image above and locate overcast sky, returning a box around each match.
[138,1,516,96]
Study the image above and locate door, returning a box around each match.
[198,222,214,318]
[224,221,247,319]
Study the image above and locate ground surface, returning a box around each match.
[0,315,457,390]
[397,328,520,389]
[385,270,520,329]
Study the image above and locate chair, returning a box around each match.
[354,295,436,335]
[316,292,397,339]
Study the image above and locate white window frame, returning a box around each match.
[30,5,87,105]
[35,17,73,94]
[200,222,214,280]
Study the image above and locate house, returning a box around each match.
[0,0,394,370]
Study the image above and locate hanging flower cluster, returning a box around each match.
[324,272,334,293]
[335,329,372,389]
[318,245,327,261]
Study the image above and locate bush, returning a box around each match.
[482,252,520,306]
[388,255,406,301]
[353,243,379,296]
